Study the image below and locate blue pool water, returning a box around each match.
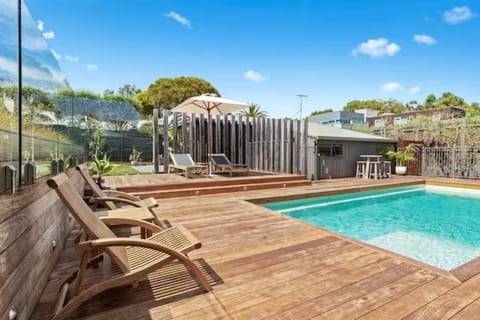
[262,185,480,270]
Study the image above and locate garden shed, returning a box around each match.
[306,123,397,179]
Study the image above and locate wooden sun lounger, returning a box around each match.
[76,165,158,212]
[47,173,212,320]
[210,153,250,176]
[168,153,207,178]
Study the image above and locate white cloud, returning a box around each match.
[0,55,65,84]
[409,86,421,94]
[165,11,191,29]
[86,63,97,71]
[444,6,474,24]
[51,49,61,60]
[42,31,55,40]
[37,20,44,31]
[22,34,49,51]
[381,82,402,92]
[352,38,400,58]
[244,70,268,83]
[413,34,437,45]
[65,55,79,62]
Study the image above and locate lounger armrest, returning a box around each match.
[100,217,163,233]
[103,190,140,201]
[92,197,143,207]
[77,237,187,261]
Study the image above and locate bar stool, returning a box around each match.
[370,161,382,180]
[356,161,367,178]
[383,161,392,178]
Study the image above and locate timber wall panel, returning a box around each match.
[0,170,81,320]
[162,110,308,175]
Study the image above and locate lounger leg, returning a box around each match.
[72,250,91,296]
[181,258,212,292]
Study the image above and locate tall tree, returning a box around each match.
[238,103,268,118]
[136,77,220,116]
[435,92,467,108]
[118,84,140,97]
[424,94,436,109]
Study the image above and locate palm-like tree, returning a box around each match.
[238,103,268,118]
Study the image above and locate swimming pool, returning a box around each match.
[262,185,480,270]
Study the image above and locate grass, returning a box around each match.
[104,164,141,176]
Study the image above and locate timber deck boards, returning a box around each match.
[31,176,480,319]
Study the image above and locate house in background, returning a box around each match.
[368,107,466,129]
[308,109,378,128]
[306,122,396,180]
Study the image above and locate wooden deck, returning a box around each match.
[32,176,480,319]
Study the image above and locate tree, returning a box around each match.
[103,89,115,97]
[424,94,436,109]
[343,99,407,114]
[135,77,220,116]
[118,84,140,97]
[310,109,333,116]
[343,99,387,113]
[467,102,480,117]
[238,103,268,118]
[435,92,467,108]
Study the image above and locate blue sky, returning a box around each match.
[25,0,480,118]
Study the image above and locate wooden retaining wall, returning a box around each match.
[157,110,308,176]
[0,170,81,320]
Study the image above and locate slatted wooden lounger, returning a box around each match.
[168,153,207,178]
[76,165,158,212]
[47,173,212,320]
[211,153,250,176]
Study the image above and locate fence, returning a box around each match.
[0,126,84,167]
[158,110,308,175]
[422,147,480,179]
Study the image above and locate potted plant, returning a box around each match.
[386,144,418,175]
[129,146,142,166]
[91,154,113,188]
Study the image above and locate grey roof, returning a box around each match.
[308,122,397,143]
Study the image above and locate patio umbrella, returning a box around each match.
[172,94,248,175]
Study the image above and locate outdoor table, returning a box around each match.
[359,155,383,179]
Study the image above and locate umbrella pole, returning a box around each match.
[207,110,212,176]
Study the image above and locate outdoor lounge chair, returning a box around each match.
[47,173,212,320]
[211,153,250,176]
[76,165,158,212]
[168,153,207,178]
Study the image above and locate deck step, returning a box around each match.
[134,180,312,199]
[117,174,307,193]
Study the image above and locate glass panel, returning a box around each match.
[332,144,343,157]
[317,143,331,157]
[0,0,19,191]
[20,1,70,178]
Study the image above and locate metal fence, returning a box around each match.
[422,147,480,179]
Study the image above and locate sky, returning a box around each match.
[24,0,480,118]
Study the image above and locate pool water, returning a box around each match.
[262,185,480,270]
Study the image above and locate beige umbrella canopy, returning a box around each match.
[172,94,248,175]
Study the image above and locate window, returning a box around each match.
[317,144,332,157]
[394,116,409,125]
[316,143,344,157]
[332,144,343,157]
[374,119,384,127]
